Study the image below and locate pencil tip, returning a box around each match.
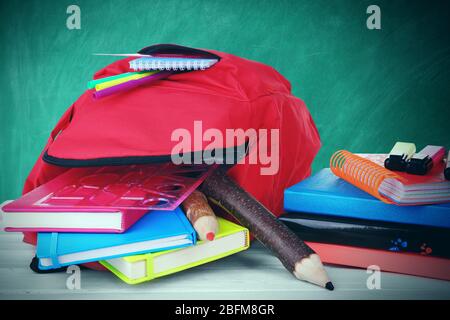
[325,282,334,291]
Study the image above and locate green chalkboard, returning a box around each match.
[1,0,449,201]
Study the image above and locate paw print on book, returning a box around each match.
[420,243,433,255]
[389,238,408,252]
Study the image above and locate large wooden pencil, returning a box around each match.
[182,190,219,241]
[200,166,334,290]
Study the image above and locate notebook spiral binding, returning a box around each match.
[129,58,218,71]
[330,150,404,204]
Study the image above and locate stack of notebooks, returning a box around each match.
[1,163,249,283]
[282,152,450,281]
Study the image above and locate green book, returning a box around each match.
[100,218,250,284]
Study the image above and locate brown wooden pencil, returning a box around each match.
[182,190,219,241]
[200,166,334,290]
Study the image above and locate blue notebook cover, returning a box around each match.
[37,208,196,269]
[284,169,450,228]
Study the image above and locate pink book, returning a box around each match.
[307,242,450,281]
[2,163,214,233]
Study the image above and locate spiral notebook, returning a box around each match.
[129,57,218,71]
[330,150,450,205]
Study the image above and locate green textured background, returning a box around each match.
[0,0,449,201]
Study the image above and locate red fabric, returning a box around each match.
[21,47,321,270]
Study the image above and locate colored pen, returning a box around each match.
[87,71,143,89]
[93,71,171,99]
[95,71,156,91]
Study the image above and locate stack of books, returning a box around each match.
[282,152,450,280]
[1,163,249,284]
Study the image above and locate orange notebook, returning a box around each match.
[330,150,450,205]
[307,242,450,281]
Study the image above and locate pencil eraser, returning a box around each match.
[206,232,215,241]
[384,142,416,171]
[406,146,445,175]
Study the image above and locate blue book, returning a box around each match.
[284,169,450,229]
[37,208,196,270]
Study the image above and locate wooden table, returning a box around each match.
[1,228,449,300]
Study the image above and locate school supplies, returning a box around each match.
[24,44,321,250]
[306,242,450,281]
[445,150,450,180]
[330,151,450,205]
[384,142,416,171]
[182,190,219,241]
[94,71,157,91]
[36,208,196,270]
[87,71,146,89]
[284,166,450,281]
[100,217,249,284]
[2,163,215,232]
[284,168,450,228]
[280,212,450,259]
[406,145,446,175]
[93,71,171,99]
[129,57,218,71]
[201,167,334,291]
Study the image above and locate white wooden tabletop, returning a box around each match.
[1,226,449,300]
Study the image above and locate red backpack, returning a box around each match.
[22,44,321,246]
